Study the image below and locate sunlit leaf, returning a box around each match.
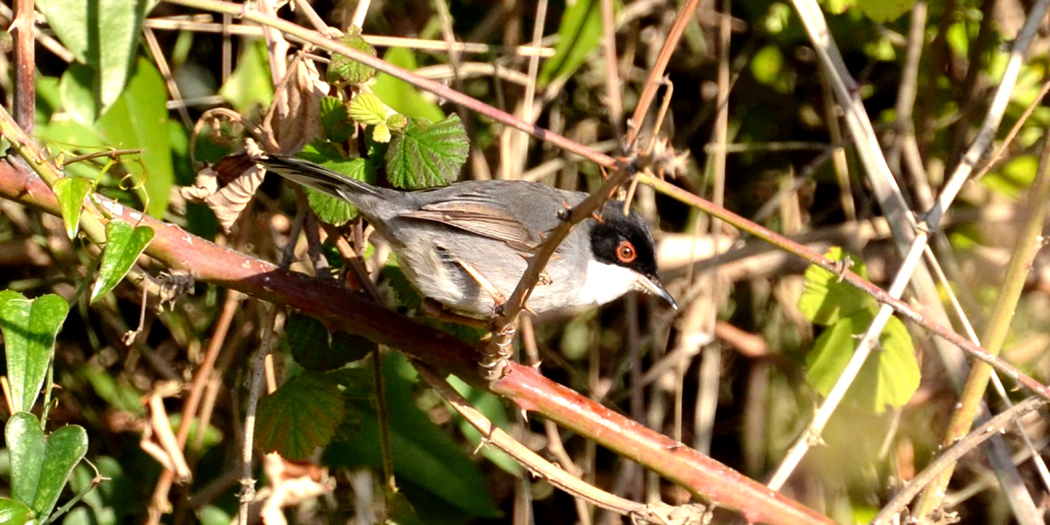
[798,247,874,326]
[373,48,444,122]
[53,176,93,239]
[96,58,174,217]
[806,314,919,413]
[327,33,377,85]
[855,0,915,23]
[90,221,154,303]
[219,39,274,112]
[386,115,469,189]
[36,0,150,110]
[538,0,617,87]
[0,292,70,413]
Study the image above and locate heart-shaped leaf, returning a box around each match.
[5,413,89,520]
[0,292,70,412]
[33,424,89,518]
[0,498,34,525]
[90,221,154,304]
[7,412,46,509]
[53,176,93,239]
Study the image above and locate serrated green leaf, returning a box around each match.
[96,58,173,217]
[855,0,914,23]
[53,177,93,239]
[32,424,88,519]
[319,96,355,143]
[327,34,377,85]
[798,247,875,325]
[372,123,392,143]
[387,113,408,131]
[323,354,501,519]
[0,498,34,525]
[373,48,444,122]
[36,0,149,110]
[0,292,70,413]
[256,372,345,460]
[806,314,919,413]
[301,157,375,225]
[281,313,375,372]
[91,221,154,304]
[538,0,616,87]
[348,93,388,126]
[381,260,422,310]
[386,115,469,189]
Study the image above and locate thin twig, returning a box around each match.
[871,397,1046,525]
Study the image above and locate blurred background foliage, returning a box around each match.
[2,0,1050,523]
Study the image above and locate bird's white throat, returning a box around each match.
[577,259,643,307]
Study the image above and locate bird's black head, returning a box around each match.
[589,202,676,309]
[590,202,659,276]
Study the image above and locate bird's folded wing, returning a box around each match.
[400,200,541,252]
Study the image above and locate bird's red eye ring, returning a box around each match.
[616,241,636,263]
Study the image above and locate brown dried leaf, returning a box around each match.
[263,54,329,154]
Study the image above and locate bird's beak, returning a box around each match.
[639,275,678,310]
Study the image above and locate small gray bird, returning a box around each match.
[260,155,676,318]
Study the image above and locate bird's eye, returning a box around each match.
[616,241,636,263]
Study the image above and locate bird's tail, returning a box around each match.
[258,154,384,202]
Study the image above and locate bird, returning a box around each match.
[259,154,677,318]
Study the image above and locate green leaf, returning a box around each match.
[385,115,469,189]
[805,314,919,413]
[381,258,423,310]
[90,221,155,304]
[35,0,150,110]
[53,177,93,239]
[751,44,785,87]
[32,424,88,519]
[319,96,355,143]
[371,123,391,143]
[373,48,444,122]
[256,372,345,460]
[538,0,614,87]
[59,62,98,125]
[79,366,145,415]
[96,58,174,217]
[348,93,388,126]
[219,39,274,112]
[798,247,875,325]
[327,33,377,85]
[446,376,521,475]
[0,292,70,413]
[324,354,501,519]
[281,313,375,372]
[0,498,34,525]
[981,154,1037,198]
[855,0,915,23]
[7,412,46,509]
[303,158,376,225]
